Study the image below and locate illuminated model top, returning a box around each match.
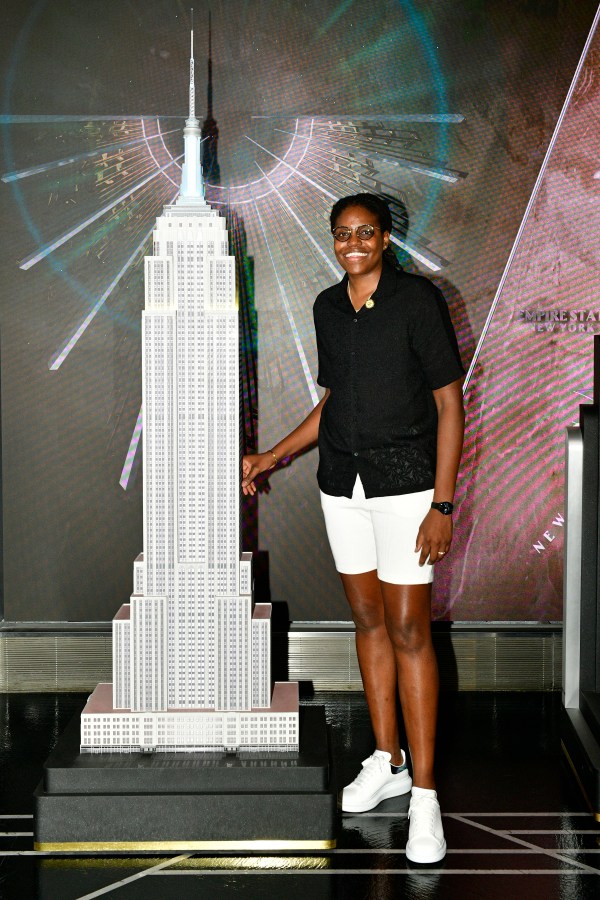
[80,23,298,753]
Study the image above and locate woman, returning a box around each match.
[242,193,464,864]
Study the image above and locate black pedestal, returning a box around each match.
[34,705,337,851]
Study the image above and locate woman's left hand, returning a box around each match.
[415,509,453,566]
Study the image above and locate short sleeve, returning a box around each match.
[409,282,465,390]
[313,299,330,388]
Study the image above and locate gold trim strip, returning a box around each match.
[34,839,336,852]
[560,739,600,821]
[39,856,331,870]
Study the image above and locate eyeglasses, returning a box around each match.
[331,224,382,242]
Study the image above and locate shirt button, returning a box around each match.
[353,452,358,457]
[353,318,358,323]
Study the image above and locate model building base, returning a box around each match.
[80,680,299,753]
[34,705,337,851]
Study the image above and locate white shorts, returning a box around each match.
[320,475,434,585]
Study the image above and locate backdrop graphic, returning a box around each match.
[0,0,598,622]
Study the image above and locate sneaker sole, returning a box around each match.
[405,839,447,865]
[341,770,412,812]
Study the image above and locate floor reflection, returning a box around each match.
[0,693,599,900]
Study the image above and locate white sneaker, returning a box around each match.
[342,750,412,813]
[406,787,447,864]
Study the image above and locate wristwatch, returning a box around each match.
[431,501,454,515]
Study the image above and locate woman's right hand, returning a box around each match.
[242,452,276,495]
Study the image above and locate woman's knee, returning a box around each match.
[341,573,385,633]
[384,614,432,654]
[380,583,432,652]
[347,594,384,633]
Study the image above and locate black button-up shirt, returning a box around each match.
[314,263,464,498]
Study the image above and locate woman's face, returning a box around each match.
[332,205,390,278]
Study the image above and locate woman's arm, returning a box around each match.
[415,378,464,566]
[242,389,330,495]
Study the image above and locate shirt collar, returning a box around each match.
[334,261,399,303]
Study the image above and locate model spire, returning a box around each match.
[189,9,196,120]
[180,9,204,199]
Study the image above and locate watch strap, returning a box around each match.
[431,501,454,515]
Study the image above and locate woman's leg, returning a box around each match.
[379,581,438,790]
[340,570,404,766]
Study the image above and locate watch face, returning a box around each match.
[433,501,454,515]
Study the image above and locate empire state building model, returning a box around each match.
[80,28,299,753]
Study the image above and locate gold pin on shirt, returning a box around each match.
[365,298,375,309]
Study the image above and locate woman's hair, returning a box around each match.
[330,192,392,232]
[330,193,402,269]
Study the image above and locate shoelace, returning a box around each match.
[409,796,438,832]
[352,753,389,787]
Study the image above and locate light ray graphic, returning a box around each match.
[1,128,182,182]
[209,118,315,204]
[273,129,463,182]
[49,221,153,370]
[156,118,186,181]
[0,115,181,123]
[253,115,464,123]
[389,233,440,272]
[396,0,451,231]
[254,163,340,279]
[253,200,319,407]
[245,135,337,200]
[19,152,183,270]
[262,129,448,271]
[120,405,144,490]
[274,128,466,184]
[315,0,356,40]
[308,184,441,269]
[3,4,468,513]
[157,119,180,161]
[141,118,192,188]
[246,115,460,272]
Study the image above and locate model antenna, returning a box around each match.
[189,8,195,119]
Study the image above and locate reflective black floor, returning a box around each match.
[0,691,599,899]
